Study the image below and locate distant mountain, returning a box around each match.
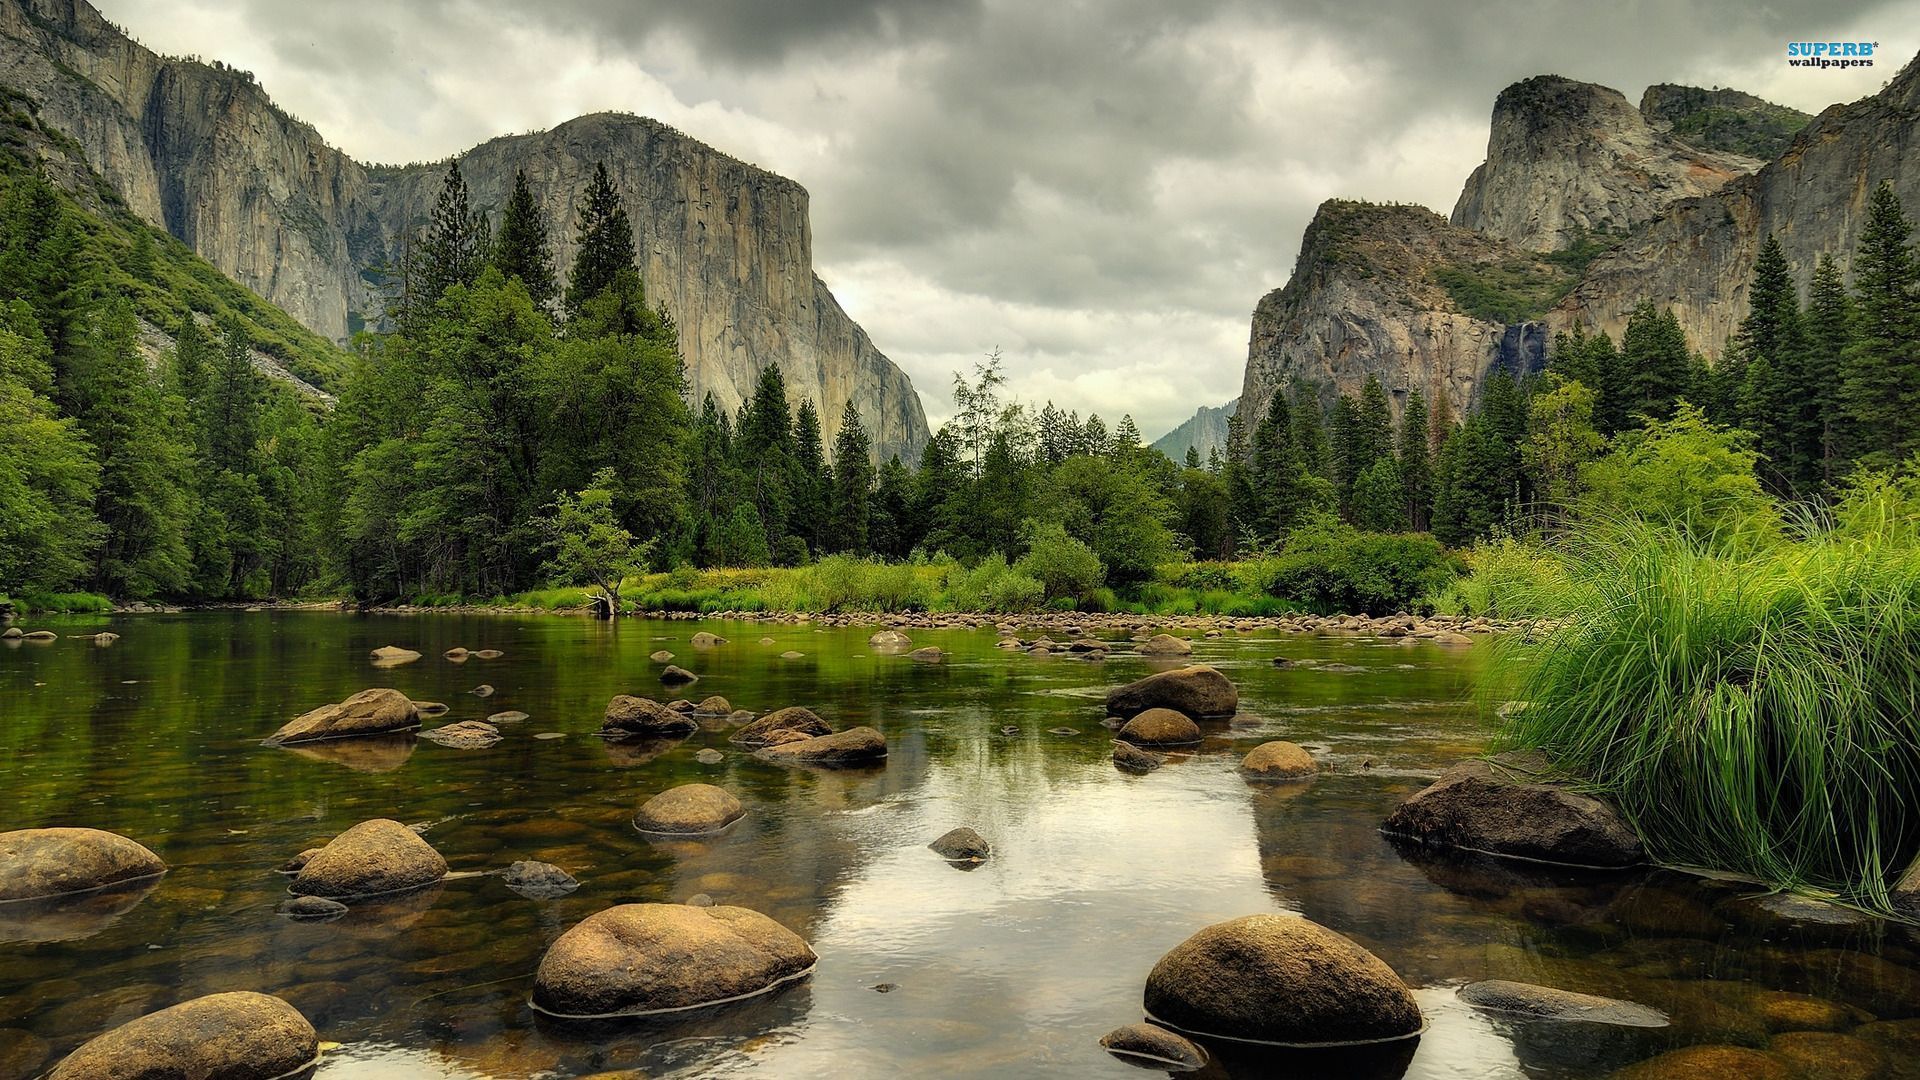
[0,0,928,461]
[1151,399,1237,462]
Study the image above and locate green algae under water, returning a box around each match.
[3,612,1920,1079]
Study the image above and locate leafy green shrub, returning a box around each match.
[803,555,933,612]
[1429,536,1570,617]
[1247,515,1460,615]
[1015,521,1104,603]
[13,590,112,613]
[1155,562,1241,591]
[941,555,1044,612]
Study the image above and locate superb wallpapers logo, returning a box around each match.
[1787,41,1878,68]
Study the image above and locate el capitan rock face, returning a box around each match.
[0,0,928,462]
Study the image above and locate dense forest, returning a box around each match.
[4,137,1919,613]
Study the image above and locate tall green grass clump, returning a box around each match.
[1495,499,1920,908]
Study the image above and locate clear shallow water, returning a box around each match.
[1,613,1918,1079]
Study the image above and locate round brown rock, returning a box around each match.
[1381,754,1643,868]
[47,992,318,1080]
[634,784,746,834]
[288,818,448,899]
[1137,633,1194,656]
[268,688,420,745]
[1113,742,1166,772]
[1100,1022,1207,1070]
[368,644,421,665]
[649,649,675,663]
[729,706,832,747]
[1106,665,1238,719]
[1609,1045,1798,1080]
[0,828,165,901]
[757,727,888,766]
[602,695,697,737]
[1144,914,1423,1046]
[907,646,945,663]
[694,695,733,715]
[660,665,699,686]
[690,631,726,648]
[1117,708,1202,747]
[531,903,817,1018]
[1241,741,1317,780]
[929,827,991,862]
[868,629,912,650]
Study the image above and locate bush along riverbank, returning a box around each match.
[1456,466,1920,915]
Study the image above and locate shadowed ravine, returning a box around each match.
[4,612,1920,1078]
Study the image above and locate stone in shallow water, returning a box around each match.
[1608,1045,1799,1080]
[487,710,530,724]
[634,784,745,834]
[1112,742,1165,773]
[469,684,494,697]
[268,687,419,745]
[695,748,725,765]
[781,650,805,659]
[369,644,421,666]
[1240,741,1316,780]
[868,629,912,650]
[502,860,579,899]
[694,695,732,715]
[1106,665,1238,720]
[419,720,502,749]
[730,706,832,747]
[1143,914,1423,1046]
[1457,980,1667,1027]
[1099,1022,1207,1071]
[929,828,991,862]
[601,695,696,737]
[1766,1031,1884,1080]
[908,646,945,663]
[0,828,166,901]
[690,631,726,648]
[531,903,816,1018]
[289,818,448,900]
[660,665,699,685]
[757,727,888,766]
[1136,633,1194,656]
[47,992,318,1080]
[0,1028,49,1078]
[278,895,348,921]
[649,650,674,663]
[1747,989,1863,1033]
[1381,753,1643,868]
[1117,709,1201,747]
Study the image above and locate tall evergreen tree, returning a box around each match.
[1355,375,1394,473]
[1841,181,1920,470]
[792,398,829,555]
[869,454,913,559]
[1250,389,1303,541]
[566,162,637,315]
[493,169,557,309]
[1397,391,1432,531]
[828,401,874,554]
[1802,254,1854,482]
[0,301,100,593]
[1619,303,1693,425]
[404,160,486,334]
[736,362,797,549]
[1328,393,1361,512]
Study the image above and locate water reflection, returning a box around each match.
[1,613,1919,1078]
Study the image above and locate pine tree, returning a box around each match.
[792,397,829,555]
[404,160,486,333]
[828,400,874,554]
[1397,391,1432,531]
[1350,457,1406,532]
[566,162,637,316]
[1221,413,1256,550]
[0,301,101,593]
[1083,413,1108,453]
[1328,393,1361,512]
[493,169,557,309]
[1802,254,1854,482]
[1184,446,1202,469]
[1250,389,1303,541]
[204,319,264,472]
[1735,235,1815,493]
[1113,415,1142,455]
[735,362,796,548]
[1841,181,1920,470]
[1355,375,1394,471]
[870,454,913,559]
[1619,303,1693,425]
[1289,382,1327,475]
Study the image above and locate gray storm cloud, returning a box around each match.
[110,0,1912,433]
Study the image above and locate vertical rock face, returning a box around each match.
[1233,200,1548,439]
[0,0,928,461]
[1555,53,1920,358]
[1450,75,1760,252]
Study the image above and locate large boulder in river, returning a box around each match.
[0,828,166,901]
[869,629,912,650]
[1116,708,1202,747]
[531,903,817,1018]
[690,631,726,648]
[634,784,746,834]
[1381,754,1643,869]
[1106,665,1238,720]
[1144,914,1423,1047]
[1137,633,1194,656]
[1241,741,1316,780]
[289,818,448,900]
[602,695,697,738]
[47,991,318,1080]
[729,706,832,747]
[757,727,888,766]
[268,688,420,745]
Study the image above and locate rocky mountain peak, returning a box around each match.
[1451,73,1760,252]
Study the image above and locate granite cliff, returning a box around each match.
[0,0,928,461]
[1150,399,1238,462]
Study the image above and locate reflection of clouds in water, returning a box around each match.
[315,1044,484,1078]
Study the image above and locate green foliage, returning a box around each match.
[1840,182,1920,471]
[566,162,637,316]
[1427,535,1570,618]
[1577,403,1779,545]
[1492,503,1920,909]
[940,553,1045,613]
[1246,514,1459,616]
[541,467,647,611]
[1432,257,1575,323]
[1015,519,1105,603]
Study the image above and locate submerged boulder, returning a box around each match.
[369,644,421,666]
[1458,980,1667,1027]
[602,695,697,738]
[1116,708,1202,747]
[47,992,318,1080]
[531,903,817,1018]
[661,665,699,686]
[908,646,946,663]
[0,828,166,901]
[1100,1023,1207,1071]
[1106,665,1238,720]
[289,818,448,900]
[869,629,913,650]
[729,706,833,747]
[757,727,888,766]
[1241,741,1317,780]
[419,720,502,749]
[268,688,420,745]
[503,860,580,899]
[694,695,733,715]
[650,649,675,663]
[1609,1045,1799,1080]
[1143,914,1423,1046]
[929,827,991,862]
[278,895,349,921]
[1112,742,1166,773]
[690,631,726,648]
[634,784,746,835]
[1381,754,1643,868]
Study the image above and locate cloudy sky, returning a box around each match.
[109,0,1913,436]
